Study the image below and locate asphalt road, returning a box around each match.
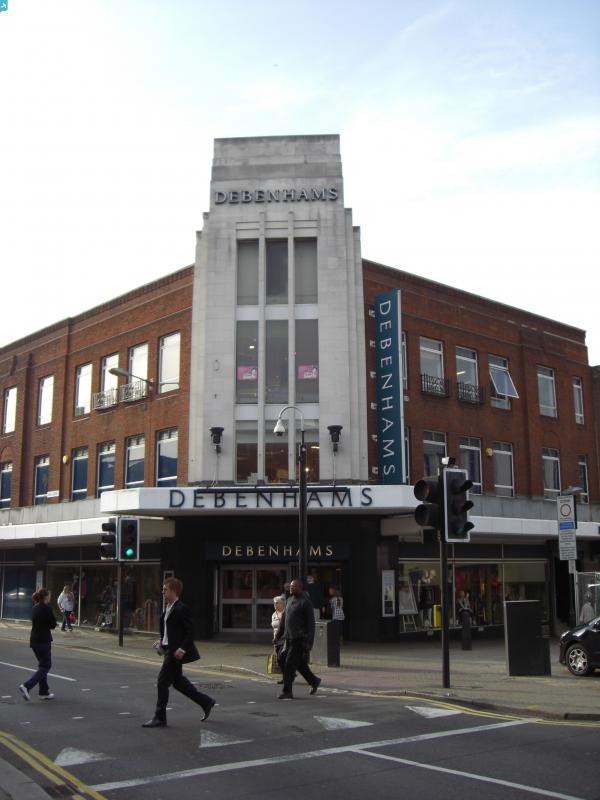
[1,638,598,800]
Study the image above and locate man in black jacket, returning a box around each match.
[275,579,321,699]
[142,577,215,728]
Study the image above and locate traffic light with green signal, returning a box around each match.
[413,476,443,531]
[119,518,140,561]
[443,468,474,542]
[100,518,118,561]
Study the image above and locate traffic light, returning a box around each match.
[119,518,140,561]
[444,468,474,542]
[414,476,443,531]
[100,517,118,561]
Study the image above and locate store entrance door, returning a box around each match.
[220,566,288,633]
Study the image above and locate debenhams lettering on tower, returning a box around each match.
[214,187,339,204]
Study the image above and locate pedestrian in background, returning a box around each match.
[19,588,57,701]
[275,579,321,699]
[57,583,75,631]
[142,577,216,728]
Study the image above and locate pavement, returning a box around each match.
[2,621,600,797]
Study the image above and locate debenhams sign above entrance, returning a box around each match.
[214,187,339,204]
[169,486,372,510]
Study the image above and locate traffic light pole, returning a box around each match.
[439,477,450,689]
[117,561,124,648]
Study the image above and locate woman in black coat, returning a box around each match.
[19,587,57,701]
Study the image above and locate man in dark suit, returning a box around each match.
[142,577,215,728]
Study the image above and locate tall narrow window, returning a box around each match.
[456,347,481,403]
[97,354,119,409]
[157,428,178,487]
[126,435,145,488]
[294,238,317,303]
[489,355,519,409]
[236,321,258,403]
[97,442,116,496]
[237,240,259,305]
[459,436,482,494]
[129,343,148,382]
[420,337,446,396]
[75,363,92,416]
[159,332,180,393]
[422,430,446,476]
[265,422,288,483]
[3,386,17,433]
[493,442,514,497]
[573,377,584,424]
[542,447,560,500]
[578,455,589,504]
[34,455,49,505]
[537,366,557,417]
[38,375,54,426]
[71,447,88,501]
[266,320,288,404]
[0,461,12,508]
[266,240,288,304]
[236,422,258,483]
[295,320,319,403]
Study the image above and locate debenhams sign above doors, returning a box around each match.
[168,485,372,510]
[214,187,339,204]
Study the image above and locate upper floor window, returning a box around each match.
[493,442,514,497]
[123,344,149,401]
[237,240,259,305]
[34,455,49,505]
[157,428,178,487]
[266,240,288,304]
[159,332,180,393]
[266,320,288,404]
[573,377,584,424]
[578,455,589,505]
[459,436,482,494]
[236,421,258,483]
[0,461,12,509]
[94,354,119,410]
[456,347,482,404]
[2,386,17,433]
[295,320,319,403]
[38,375,54,426]
[236,321,258,404]
[71,447,88,501]
[489,355,519,410]
[75,363,92,416]
[126,435,145,488]
[294,238,317,304]
[422,430,446,476]
[537,366,557,417]
[97,442,115,496]
[542,447,560,500]
[420,337,447,396]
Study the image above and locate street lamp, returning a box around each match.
[109,367,154,387]
[274,406,308,584]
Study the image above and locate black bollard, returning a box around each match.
[460,609,472,651]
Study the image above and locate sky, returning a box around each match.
[1,0,599,362]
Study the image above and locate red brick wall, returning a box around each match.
[363,260,598,501]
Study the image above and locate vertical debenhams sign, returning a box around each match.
[375,290,406,484]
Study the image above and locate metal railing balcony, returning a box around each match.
[420,373,450,397]
[457,381,485,404]
[92,388,118,411]
[119,380,149,402]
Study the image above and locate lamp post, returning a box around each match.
[274,406,308,584]
[562,485,583,627]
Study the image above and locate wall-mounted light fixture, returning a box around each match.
[327,424,343,453]
[210,426,224,454]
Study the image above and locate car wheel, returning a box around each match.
[565,643,591,676]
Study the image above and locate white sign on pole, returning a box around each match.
[557,495,577,561]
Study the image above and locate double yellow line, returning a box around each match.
[0,730,106,800]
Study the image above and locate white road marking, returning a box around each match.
[0,660,76,681]
[81,688,92,692]
[355,749,585,800]
[1,695,12,699]
[118,712,131,716]
[72,716,85,720]
[92,719,528,792]
[315,716,373,730]
[55,748,108,767]
[199,731,252,748]
[407,705,462,718]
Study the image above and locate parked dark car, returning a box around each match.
[559,616,600,676]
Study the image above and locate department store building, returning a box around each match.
[1,135,599,641]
